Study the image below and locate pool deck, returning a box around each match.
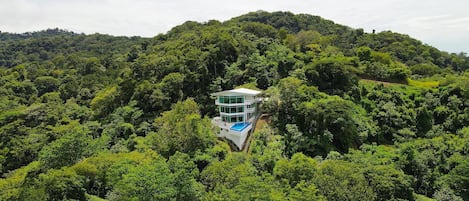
[231,122,251,132]
[212,116,257,150]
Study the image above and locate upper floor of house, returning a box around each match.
[211,88,262,106]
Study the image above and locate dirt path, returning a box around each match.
[360,78,406,86]
[254,114,268,131]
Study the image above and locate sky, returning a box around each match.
[1,0,469,53]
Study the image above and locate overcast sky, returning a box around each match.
[1,0,469,53]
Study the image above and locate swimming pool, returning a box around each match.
[231,122,251,132]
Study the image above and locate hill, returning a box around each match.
[0,11,468,200]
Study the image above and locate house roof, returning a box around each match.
[211,88,262,96]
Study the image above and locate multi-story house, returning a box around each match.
[211,88,262,149]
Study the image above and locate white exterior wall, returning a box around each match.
[217,123,252,149]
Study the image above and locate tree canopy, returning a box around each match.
[1,11,468,201]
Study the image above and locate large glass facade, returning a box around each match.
[216,94,254,123]
[220,106,244,113]
[218,96,244,104]
[221,115,244,123]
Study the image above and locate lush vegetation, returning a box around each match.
[1,11,468,200]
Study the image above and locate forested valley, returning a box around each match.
[0,11,468,201]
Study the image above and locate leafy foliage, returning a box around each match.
[0,11,468,201]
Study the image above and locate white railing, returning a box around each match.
[211,117,231,130]
[246,108,255,113]
[215,99,257,106]
[219,112,245,116]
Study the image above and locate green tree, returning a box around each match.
[440,158,469,199]
[39,121,93,169]
[147,99,216,157]
[305,57,359,95]
[201,153,257,191]
[241,22,277,38]
[284,124,307,157]
[410,63,442,76]
[314,160,376,201]
[58,75,79,100]
[433,187,464,201]
[230,175,278,201]
[40,168,86,201]
[168,152,204,200]
[90,86,120,119]
[299,97,371,154]
[416,106,433,137]
[274,153,317,187]
[363,165,414,200]
[288,181,326,201]
[160,72,185,103]
[131,80,169,114]
[356,46,372,62]
[250,125,285,173]
[109,159,175,201]
[34,76,60,96]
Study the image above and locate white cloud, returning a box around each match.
[0,0,468,53]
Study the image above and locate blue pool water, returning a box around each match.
[231,122,251,132]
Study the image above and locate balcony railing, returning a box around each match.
[220,112,245,116]
[212,117,231,129]
[215,99,258,106]
[246,108,255,113]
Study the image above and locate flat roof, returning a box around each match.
[211,88,262,96]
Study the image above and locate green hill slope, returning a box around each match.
[0,11,468,201]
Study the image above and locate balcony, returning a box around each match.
[220,112,245,116]
[215,99,258,106]
[212,117,231,130]
[245,107,255,113]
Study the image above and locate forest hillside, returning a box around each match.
[1,11,468,201]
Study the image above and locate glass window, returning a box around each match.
[229,97,235,104]
[219,96,246,104]
[237,107,244,112]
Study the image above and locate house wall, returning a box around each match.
[218,124,252,149]
[215,95,259,124]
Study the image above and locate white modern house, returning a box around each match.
[211,88,262,150]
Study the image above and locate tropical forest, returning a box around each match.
[0,11,468,201]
